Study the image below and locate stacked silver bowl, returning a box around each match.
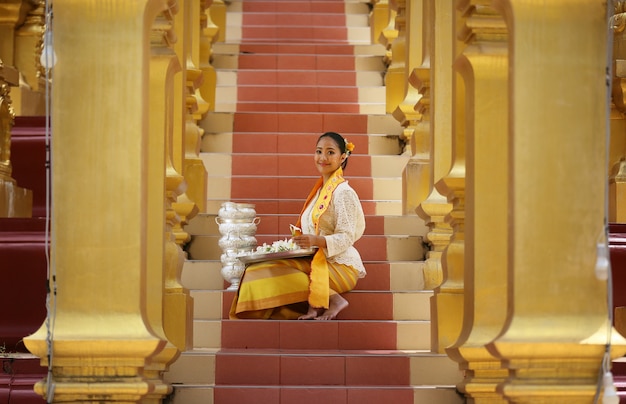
[216,202,259,290]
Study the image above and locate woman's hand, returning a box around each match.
[293,234,326,249]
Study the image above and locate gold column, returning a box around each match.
[397,0,430,216]
[416,0,453,291]
[611,3,626,223]
[163,0,210,354]
[369,0,390,46]
[201,0,218,112]
[209,0,227,43]
[489,1,626,402]
[384,0,405,115]
[0,0,43,116]
[142,5,187,403]
[0,0,23,65]
[171,0,206,241]
[14,0,43,91]
[431,3,466,354]
[379,6,398,72]
[24,1,170,401]
[13,0,46,116]
[0,60,32,217]
[445,2,509,402]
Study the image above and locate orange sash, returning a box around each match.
[294,168,345,308]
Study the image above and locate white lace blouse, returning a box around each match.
[300,181,367,277]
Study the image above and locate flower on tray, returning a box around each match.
[255,238,299,253]
[237,238,300,256]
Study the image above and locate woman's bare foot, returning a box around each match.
[315,294,348,320]
[298,306,322,320]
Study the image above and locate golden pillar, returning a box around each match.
[397,0,431,216]
[0,0,25,66]
[24,1,172,401]
[201,0,218,112]
[164,0,204,355]
[12,0,46,116]
[171,0,206,241]
[416,0,453,291]
[13,0,43,91]
[369,0,391,46]
[431,3,467,354]
[0,60,32,217]
[142,5,189,403]
[445,2,509,402]
[379,4,398,72]
[0,0,46,117]
[611,2,626,223]
[384,0,404,115]
[488,1,626,402]
[209,0,227,43]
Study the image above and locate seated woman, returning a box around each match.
[229,131,366,320]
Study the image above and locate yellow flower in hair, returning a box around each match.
[345,140,355,154]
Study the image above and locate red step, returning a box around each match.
[231,153,371,177]
[231,131,369,154]
[239,43,358,55]
[235,101,361,113]
[215,349,410,386]
[230,176,373,201]
[339,292,394,320]
[221,319,398,350]
[238,54,356,70]
[237,85,358,103]
[213,386,414,404]
[242,1,347,14]
[223,288,395,322]
[232,112,368,134]
[243,13,347,28]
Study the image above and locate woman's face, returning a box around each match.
[315,136,345,178]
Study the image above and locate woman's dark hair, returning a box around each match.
[317,131,349,170]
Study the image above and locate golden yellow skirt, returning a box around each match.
[229,257,359,320]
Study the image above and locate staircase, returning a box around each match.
[164,1,464,403]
